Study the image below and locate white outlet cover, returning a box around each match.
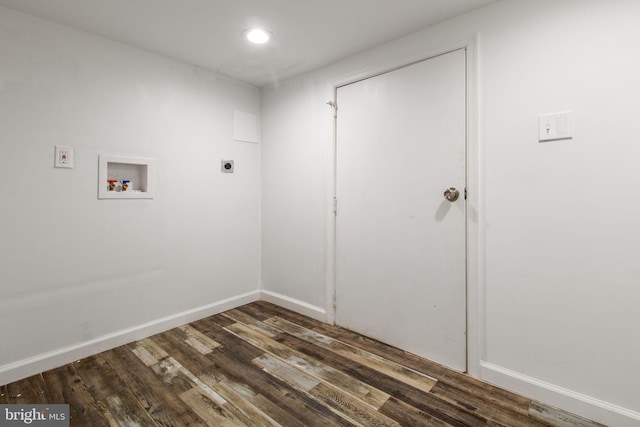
[221,159,234,173]
[539,111,573,142]
[54,145,75,168]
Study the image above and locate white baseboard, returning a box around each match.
[0,290,260,386]
[7,291,637,427]
[480,361,640,427]
[259,290,327,322]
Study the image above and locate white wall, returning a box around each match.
[261,1,640,425]
[261,77,331,313]
[0,6,261,383]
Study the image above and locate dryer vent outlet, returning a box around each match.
[221,160,234,173]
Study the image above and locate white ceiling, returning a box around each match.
[0,0,496,87]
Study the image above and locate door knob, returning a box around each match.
[443,187,460,202]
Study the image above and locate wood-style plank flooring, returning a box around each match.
[0,301,604,426]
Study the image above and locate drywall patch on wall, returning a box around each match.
[233,109,259,143]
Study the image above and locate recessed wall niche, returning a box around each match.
[98,155,155,199]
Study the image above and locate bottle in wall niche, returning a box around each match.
[122,180,131,192]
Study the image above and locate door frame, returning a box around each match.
[324,36,482,376]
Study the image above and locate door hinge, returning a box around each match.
[464,188,467,200]
[333,197,337,214]
[332,292,337,310]
[327,101,338,118]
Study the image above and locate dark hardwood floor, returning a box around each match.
[0,301,604,426]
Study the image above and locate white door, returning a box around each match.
[335,49,467,371]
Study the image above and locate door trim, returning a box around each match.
[324,35,481,376]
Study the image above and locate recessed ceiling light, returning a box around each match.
[245,28,271,44]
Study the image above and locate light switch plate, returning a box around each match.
[539,112,573,142]
[54,145,75,168]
